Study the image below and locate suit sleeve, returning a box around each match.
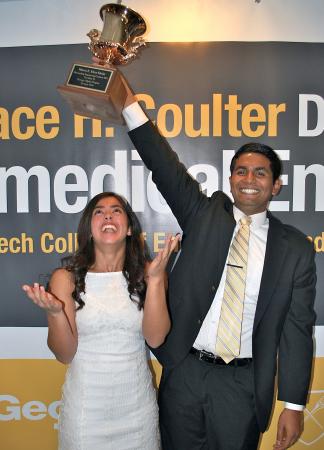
[277,241,316,405]
[129,121,208,231]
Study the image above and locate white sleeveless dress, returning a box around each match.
[58,272,160,450]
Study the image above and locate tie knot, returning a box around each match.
[240,216,251,227]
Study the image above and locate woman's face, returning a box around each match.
[90,196,131,247]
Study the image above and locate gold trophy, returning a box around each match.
[57,3,147,124]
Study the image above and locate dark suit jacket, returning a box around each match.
[129,120,316,432]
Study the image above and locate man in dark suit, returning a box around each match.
[119,90,316,450]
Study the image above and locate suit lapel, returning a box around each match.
[213,199,236,284]
[253,212,288,332]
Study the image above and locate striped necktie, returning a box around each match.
[215,216,251,363]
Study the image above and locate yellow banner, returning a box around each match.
[1,358,323,450]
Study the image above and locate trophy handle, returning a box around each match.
[87,3,147,65]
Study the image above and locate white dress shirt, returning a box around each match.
[194,206,267,358]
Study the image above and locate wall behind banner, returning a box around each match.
[1,2,324,450]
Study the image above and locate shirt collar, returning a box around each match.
[233,205,268,229]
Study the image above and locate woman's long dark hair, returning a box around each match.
[62,192,151,310]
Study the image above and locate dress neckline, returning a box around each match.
[87,271,123,275]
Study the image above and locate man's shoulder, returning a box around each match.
[210,190,233,207]
[269,213,313,251]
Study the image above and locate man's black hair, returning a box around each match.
[230,142,282,183]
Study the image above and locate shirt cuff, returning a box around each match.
[284,402,304,411]
[122,102,149,131]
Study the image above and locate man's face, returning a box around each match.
[229,152,281,215]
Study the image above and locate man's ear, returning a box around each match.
[272,178,282,196]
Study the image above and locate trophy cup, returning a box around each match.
[57,3,147,124]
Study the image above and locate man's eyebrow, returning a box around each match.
[234,165,270,171]
[254,166,269,171]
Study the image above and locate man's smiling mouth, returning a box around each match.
[239,188,259,194]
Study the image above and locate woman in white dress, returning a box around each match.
[22,191,180,450]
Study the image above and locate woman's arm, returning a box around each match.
[142,234,181,348]
[22,268,78,364]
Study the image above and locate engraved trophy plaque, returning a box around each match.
[57,3,146,124]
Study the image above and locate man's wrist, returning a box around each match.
[122,102,148,131]
[284,402,304,411]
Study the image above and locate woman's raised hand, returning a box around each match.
[22,283,63,316]
[147,234,181,280]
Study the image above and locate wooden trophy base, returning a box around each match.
[57,63,127,124]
